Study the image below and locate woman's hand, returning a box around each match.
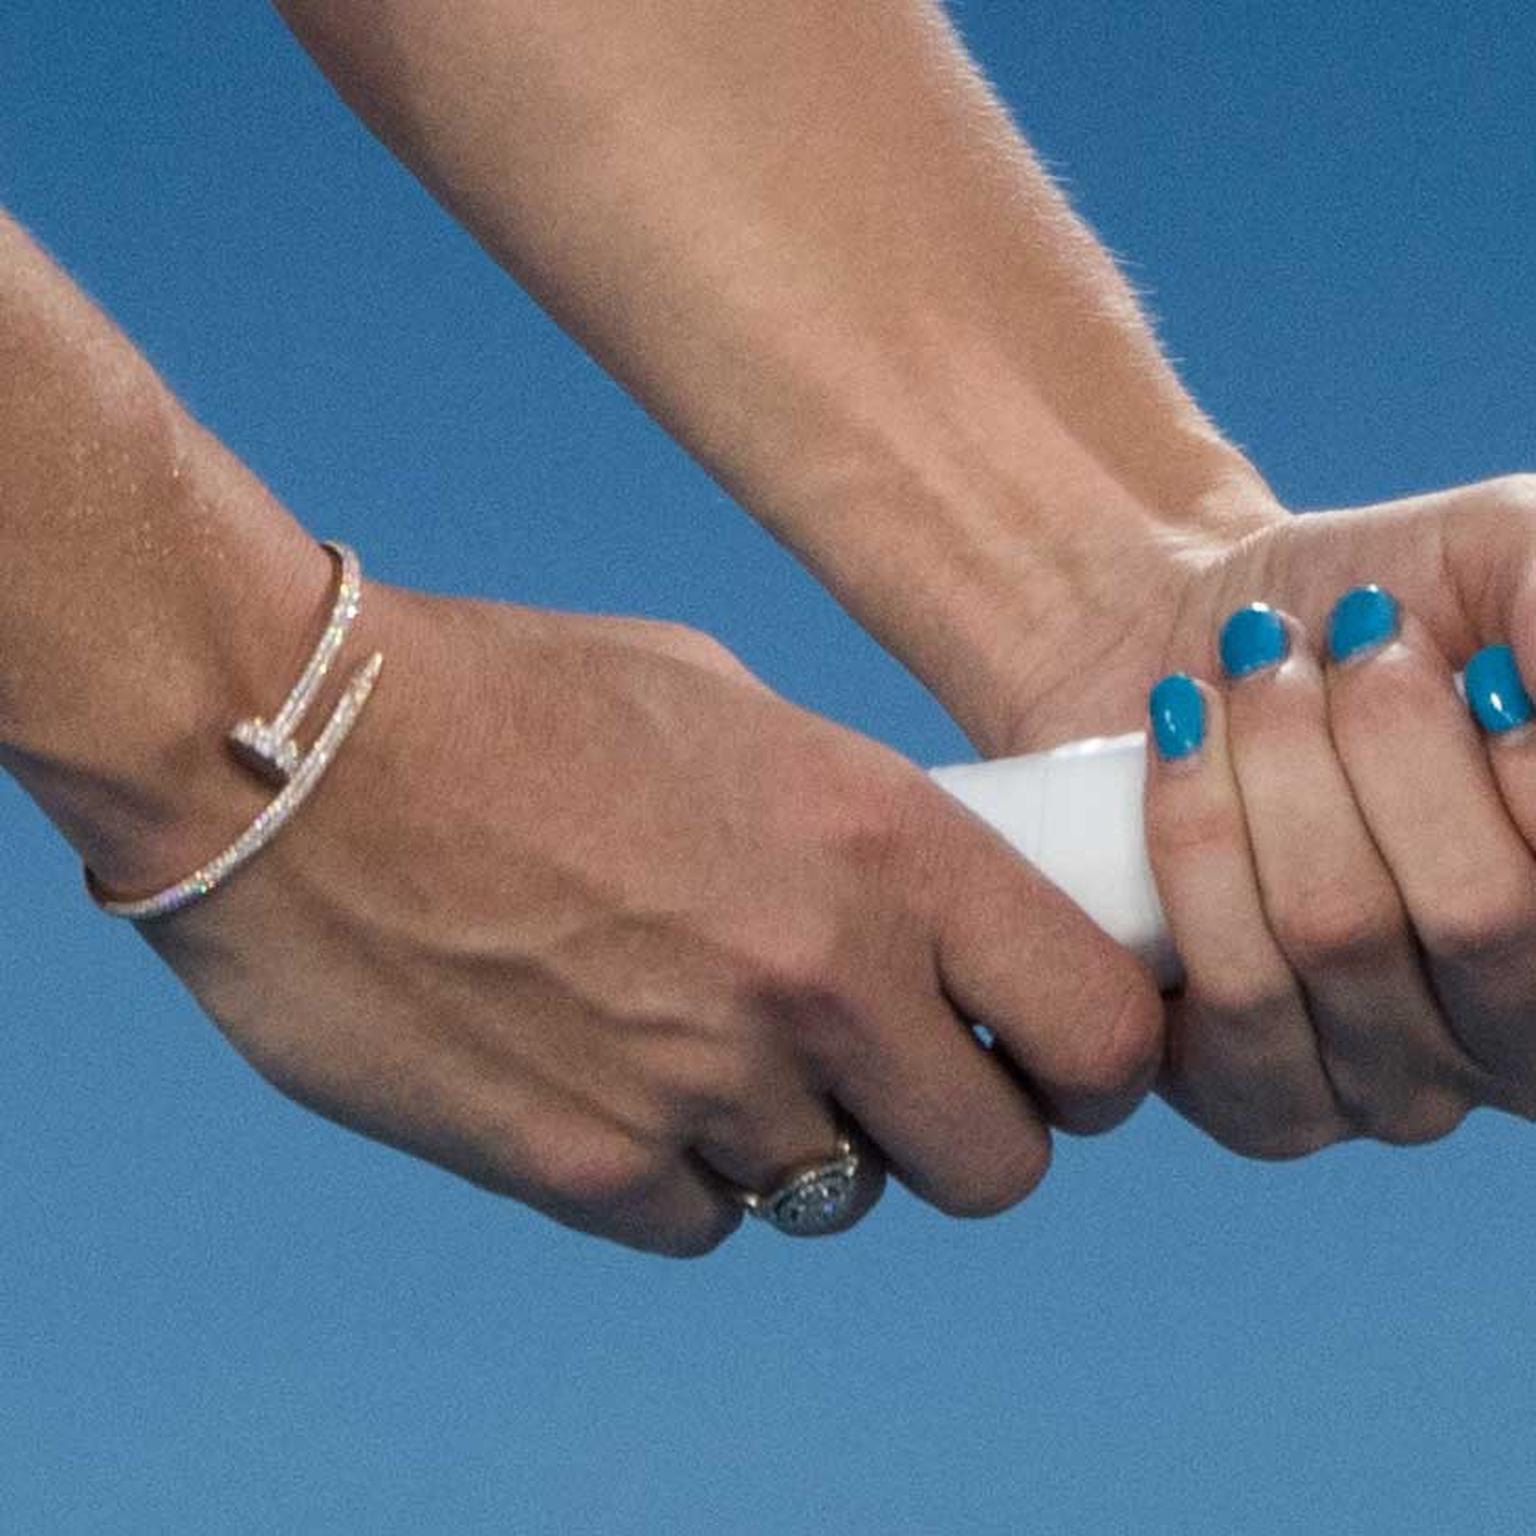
[1144,584,1536,1156]
[0,203,1162,1258]
[129,584,1162,1254]
[967,472,1536,1154]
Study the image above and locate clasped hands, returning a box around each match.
[143,474,1536,1255]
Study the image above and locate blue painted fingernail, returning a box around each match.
[1328,584,1400,663]
[1465,643,1534,733]
[1149,673,1205,760]
[1219,603,1289,679]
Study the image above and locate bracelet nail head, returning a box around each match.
[229,542,364,785]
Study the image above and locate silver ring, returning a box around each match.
[739,1134,886,1237]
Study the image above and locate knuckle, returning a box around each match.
[1146,797,1249,865]
[1185,972,1294,1025]
[1419,889,1536,968]
[649,617,718,655]
[822,770,929,881]
[1057,979,1164,1109]
[1271,887,1402,970]
[789,756,952,911]
[539,1135,663,1213]
[1329,647,1449,739]
[746,944,842,1017]
[1319,1062,1464,1146]
[1209,1117,1348,1162]
[820,745,965,879]
[689,1052,757,1124]
[928,1139,1052,1219]
[1102,978,1166,1086]
[648,1031,755,1125]
[1486,1078,1536,1120]
[742,942,866,1069]
[1491,471,1536,513]
[1230,667,1322,736]
[628,617,750,678]
[654,1208,743,1259]
[682,630,745,676]
[1365,1093,1468,1148]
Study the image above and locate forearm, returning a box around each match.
[0,212,332,892]
[275,0,1285,748]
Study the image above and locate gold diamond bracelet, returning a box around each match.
[85,540,383,922]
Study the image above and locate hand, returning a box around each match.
[982,472,1536,1155]
[1144,587,1536,1155]
[130,584,1161,1254]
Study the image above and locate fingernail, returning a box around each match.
[1328,584,1400,663]
[1219,603,1289,679]
[1465,643,1534,733]
[1149,673,1205,760]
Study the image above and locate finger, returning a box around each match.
[545,1145,748,1259]
[1332,598,1536,1098]
[1329,602,1536,1089]
[490,1110,747,1258]
[805,975,1055,1219]
[1144,647,1348,1157]
[927,793,1164,1137]
[1461,642,1536,1103]
[388,1087,748,1259]
[1223,596,1471,1141]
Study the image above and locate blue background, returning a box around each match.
[3,3,1534,1531]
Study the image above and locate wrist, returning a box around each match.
[0,419,341,898]
[921,490,1289,761]
[741,373,1288,756]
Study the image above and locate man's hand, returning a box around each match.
[133,584,1162,1254]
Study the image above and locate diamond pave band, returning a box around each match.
[85,541,383,922]
[229,541,363,785]
[739,1135,885,1237]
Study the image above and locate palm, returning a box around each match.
[995,476,1536,758]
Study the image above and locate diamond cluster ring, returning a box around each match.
[738,1133,886,1237]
